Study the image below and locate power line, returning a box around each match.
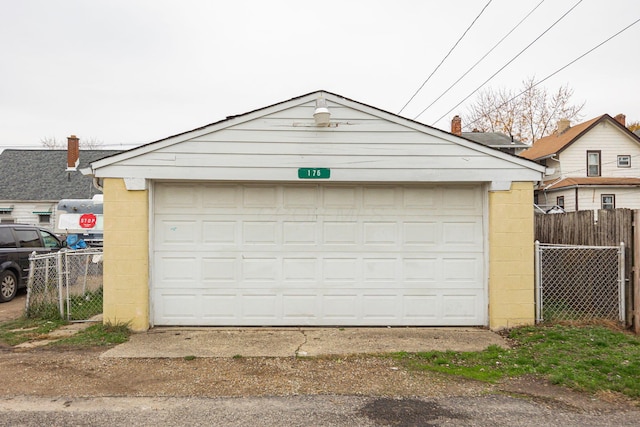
[413,0,545,120]
[397,0,493,115]
[431,0,584,126]
[464,15,640,131]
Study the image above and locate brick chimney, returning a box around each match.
[557,118,571,134]
[614,113,626,127]
[67,135,79,171]
[451,115,462,136]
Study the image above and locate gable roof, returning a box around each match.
[0,149,121,201]
[520,114,640,161]
[90,90,545,182]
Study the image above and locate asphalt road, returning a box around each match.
[1,395,639,427]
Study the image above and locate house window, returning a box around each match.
[601,194,615,210]
[587,151,601,176]
[617,155,631,168]
[0,208,14,224]
[33,211,52,224]
[556,196,565,209]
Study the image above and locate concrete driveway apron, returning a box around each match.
[100,327,508,358]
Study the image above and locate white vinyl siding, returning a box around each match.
[0,202,56,227]
[94,96,543,183]
[559,121,640,178]
[575,187,640,211]
[538,188,576,212]
[151,182,486,326]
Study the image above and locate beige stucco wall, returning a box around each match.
[102,178,149,331]
[101,178,535,331]
[488,181,535,329]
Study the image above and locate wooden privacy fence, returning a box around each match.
[535,209,639,332]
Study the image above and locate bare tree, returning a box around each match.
[80,137,104,149]
[463,77,585,144]
[40,136,63,149]
[40,136,104,149]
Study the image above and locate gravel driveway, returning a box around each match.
[1,301,639,425]
[1,346,639,426]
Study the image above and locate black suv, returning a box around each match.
[0,224,64,302]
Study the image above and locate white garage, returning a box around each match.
[152,182,485,326]
[90,90,545,330]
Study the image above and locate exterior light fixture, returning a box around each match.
[313,97,331,126]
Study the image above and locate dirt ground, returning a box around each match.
[0,344,636,416]
[0,290,26,322]
[1,294,637,414]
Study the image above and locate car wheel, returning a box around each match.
[0,270,18,303]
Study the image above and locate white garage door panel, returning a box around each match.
[152,183,486,326]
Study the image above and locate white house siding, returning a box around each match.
[539,188,576,212]
[576,187,640,211]
[0,201,57,227]
[559,121,640,178]
[94,97,542,183]
[541,157,561,181]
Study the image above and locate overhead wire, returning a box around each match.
[413,0,545,120]
[463,15,640,131]
[397,0,493,115]
[429,0,584,125]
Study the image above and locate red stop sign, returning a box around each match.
[79,213,97,229]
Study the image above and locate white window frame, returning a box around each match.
[601,194,615,210]
[587,151,601,177]
[617,155,631,168]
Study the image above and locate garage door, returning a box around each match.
[152,183,486,326]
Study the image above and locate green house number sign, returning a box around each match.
[298,168,330,179]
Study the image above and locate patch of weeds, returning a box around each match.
[0,317,68,346]
[392,325,640,399]
[232,354,243,359]
[67,287,103,321]
[54,322,130,347]
[184,355,196,361]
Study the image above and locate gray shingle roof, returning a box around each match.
[462,132,528,148]
[0,149,121,201]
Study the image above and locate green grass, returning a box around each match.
[0,317,68,346]
[53,322,131,347]
[393,324,640,398]
[25,287,104,322]
[67,287,103,321]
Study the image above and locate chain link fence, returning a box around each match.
[535,242,625,323]
[26,248,104,321]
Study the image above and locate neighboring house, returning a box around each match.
[86,90,544,331]
[450,115,529,155]
[0,136,119,227]
[520,114,640,212]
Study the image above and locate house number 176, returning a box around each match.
[298,168,331,179]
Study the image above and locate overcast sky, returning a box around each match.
[1,0,638,149]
